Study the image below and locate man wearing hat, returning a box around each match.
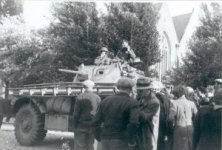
[73,80,101,150]
[93,77,139,150]
[136,77,160,150]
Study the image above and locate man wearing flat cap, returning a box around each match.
[93,77,139,150]
[73,80,101,150]
[136,77,160,150]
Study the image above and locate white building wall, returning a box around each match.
[178,6,201,62]
[156,4,179,80]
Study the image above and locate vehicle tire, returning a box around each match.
[15,103,47,146]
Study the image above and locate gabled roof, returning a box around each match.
[154,3,163,12]
[173,12,192,42]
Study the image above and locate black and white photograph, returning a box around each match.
[0,0,221,150]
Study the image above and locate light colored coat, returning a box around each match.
[170,95,197,150]
[170,96,197,126]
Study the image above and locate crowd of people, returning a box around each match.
[72,77,222,150]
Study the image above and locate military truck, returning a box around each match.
[8,61,144,146]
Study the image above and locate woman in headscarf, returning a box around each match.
[169,86,197,150]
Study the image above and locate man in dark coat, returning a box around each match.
[73,80,101,150]
[155,88,173,150]
[0,99,3,128]
[0,98,12,128]
[93,77,139,150]
[136,77,160,150]
[193,87,222,150]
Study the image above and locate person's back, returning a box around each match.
[170,86,197,150]
[156,92,172,150]
[193,106,222,150]
[73,91,101,130]
[0,98,4,128]
[98,92,137,139]
[193,86,222,150]
[172,97,197,126]
[93,77,139,150]
[156,92,171,135]
[0,98,12,128]
[73,80,101,150]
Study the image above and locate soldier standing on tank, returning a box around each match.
[117,40,136,64]
[93,77,139,150]
[94,47,111,65]
[73,80,101,150]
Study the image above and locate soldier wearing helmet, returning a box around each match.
[94,47,111,65]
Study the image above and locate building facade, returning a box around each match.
[155,3,201,81]
[155,3,179,81]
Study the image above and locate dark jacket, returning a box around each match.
[138,92,160,150]
[92,92,139,144]
[156,92,172,136]
[193,106,222,150]
[0,98,12,128]
[156,92,173,150]
[73,91,101,131]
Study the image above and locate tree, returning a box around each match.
[0,16,56,99]
[0,2,102,89]
[48,2,101,72]
[0,0,23,98]
[0,0,23,21]
[169,3,222,89]
[101,3,160,76]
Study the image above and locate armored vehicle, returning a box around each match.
[8,60,144,146]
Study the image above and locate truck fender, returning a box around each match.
[32,99,47,114]
[13,97,46,114]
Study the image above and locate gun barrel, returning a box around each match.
[214,104,222,110]
[58,69,86,75]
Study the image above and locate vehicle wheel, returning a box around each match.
[15,104,47,146]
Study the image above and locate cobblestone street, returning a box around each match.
[0,123,74,150]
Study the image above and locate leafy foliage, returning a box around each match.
[49,2,101,69]
[0,0,23,21]
[0,17,52,87]
[101,3,160,75]
[169,3,222,89]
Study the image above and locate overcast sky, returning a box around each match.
[23,1,213,29]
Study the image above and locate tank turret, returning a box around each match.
[59,41,144,83]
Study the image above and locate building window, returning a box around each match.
[157,32,171,81]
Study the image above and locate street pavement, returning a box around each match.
[0,123,77,150]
